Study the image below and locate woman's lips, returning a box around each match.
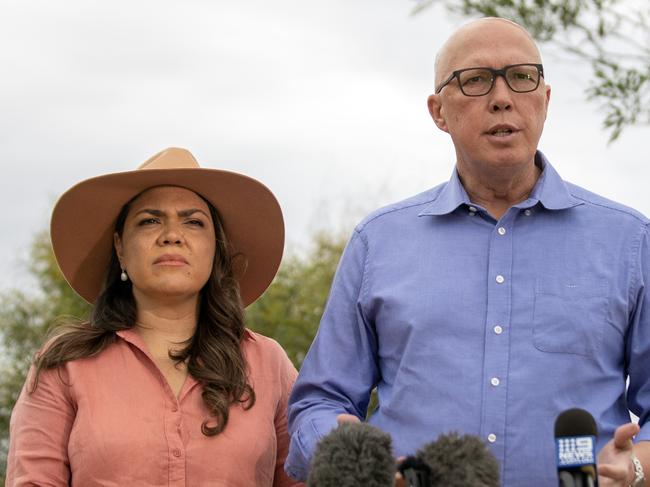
[153,254,189,266]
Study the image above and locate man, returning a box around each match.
[285,18,649,486]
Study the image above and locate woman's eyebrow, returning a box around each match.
[133,208,164,217]
[177,208,209,218]
[133,208,209,217]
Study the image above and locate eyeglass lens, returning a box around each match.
[459,65,540,96]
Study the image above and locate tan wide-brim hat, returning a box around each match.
[50,147,284,306]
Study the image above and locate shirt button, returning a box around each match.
[469,211,476,216]
[497,227,506,235]
[490,377,500,386]
[524,209,532,216]
[171,406,178,413]
[468,206,477,212]
[488,433,497,443]
[495,275,505,284]
[494,325,503,334]
[172,448,182,457]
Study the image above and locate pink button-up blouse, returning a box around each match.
[6,328,303,487]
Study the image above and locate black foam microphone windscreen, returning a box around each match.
[415,432,501,487]
[554,408,599,487]
[307,422,395,487]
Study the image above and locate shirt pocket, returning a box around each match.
[532,278,609,356]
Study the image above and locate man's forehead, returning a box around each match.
[435,18,541,82]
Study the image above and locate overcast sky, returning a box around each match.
[1,0,648,295]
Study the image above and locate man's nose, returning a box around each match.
[489,75,513,112]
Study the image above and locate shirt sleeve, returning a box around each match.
[626,223,650,442]
[5,365,75,487]
[273,347,305,487]
[285,230,380,481]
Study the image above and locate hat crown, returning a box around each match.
[138,147,200,170]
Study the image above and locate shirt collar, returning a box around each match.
[419,166,472,216]
[419,151,582,216]
[528,151,583,211]
[116,328,148,352]
[116,327,257,347]
[243,328,256,341]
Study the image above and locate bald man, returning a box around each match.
[286,18,649,486]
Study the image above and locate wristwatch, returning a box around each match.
[630,454,645,487]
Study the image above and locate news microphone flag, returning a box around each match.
[555,408,599,487]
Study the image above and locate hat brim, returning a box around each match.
[50,167,284,307]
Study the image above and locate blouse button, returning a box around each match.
[172,448,182,457]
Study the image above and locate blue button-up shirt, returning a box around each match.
[285,152,650,485]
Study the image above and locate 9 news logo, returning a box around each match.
[556,436,596,467]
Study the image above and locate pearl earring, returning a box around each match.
[120,269,128,282]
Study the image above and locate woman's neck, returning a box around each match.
[132,296,199,360]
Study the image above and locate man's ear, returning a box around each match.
[427,94,449,133]
[543,84,551,121]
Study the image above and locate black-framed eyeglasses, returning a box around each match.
[435,63,544,96]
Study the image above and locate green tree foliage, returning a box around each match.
[248,231,380,418]
[247,231,347,368]
[0,232,91,483]
[0,229,347,482]
[413,0,650,141]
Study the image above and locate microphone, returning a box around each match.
[398,432,500,487]
[307,422,395,487]
[555,408,599,487]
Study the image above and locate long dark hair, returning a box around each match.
[32,191,255,436]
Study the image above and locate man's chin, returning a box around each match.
[461,151,536,172]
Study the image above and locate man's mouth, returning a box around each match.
[486,124,518,137]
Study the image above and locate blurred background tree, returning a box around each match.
[0,230,347,483]
[247,232,347,368]
[0,232,91,482]
[413,0,650,141]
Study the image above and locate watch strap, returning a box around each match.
[630,454,645,487]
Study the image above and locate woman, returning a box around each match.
[6,148,302,486]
